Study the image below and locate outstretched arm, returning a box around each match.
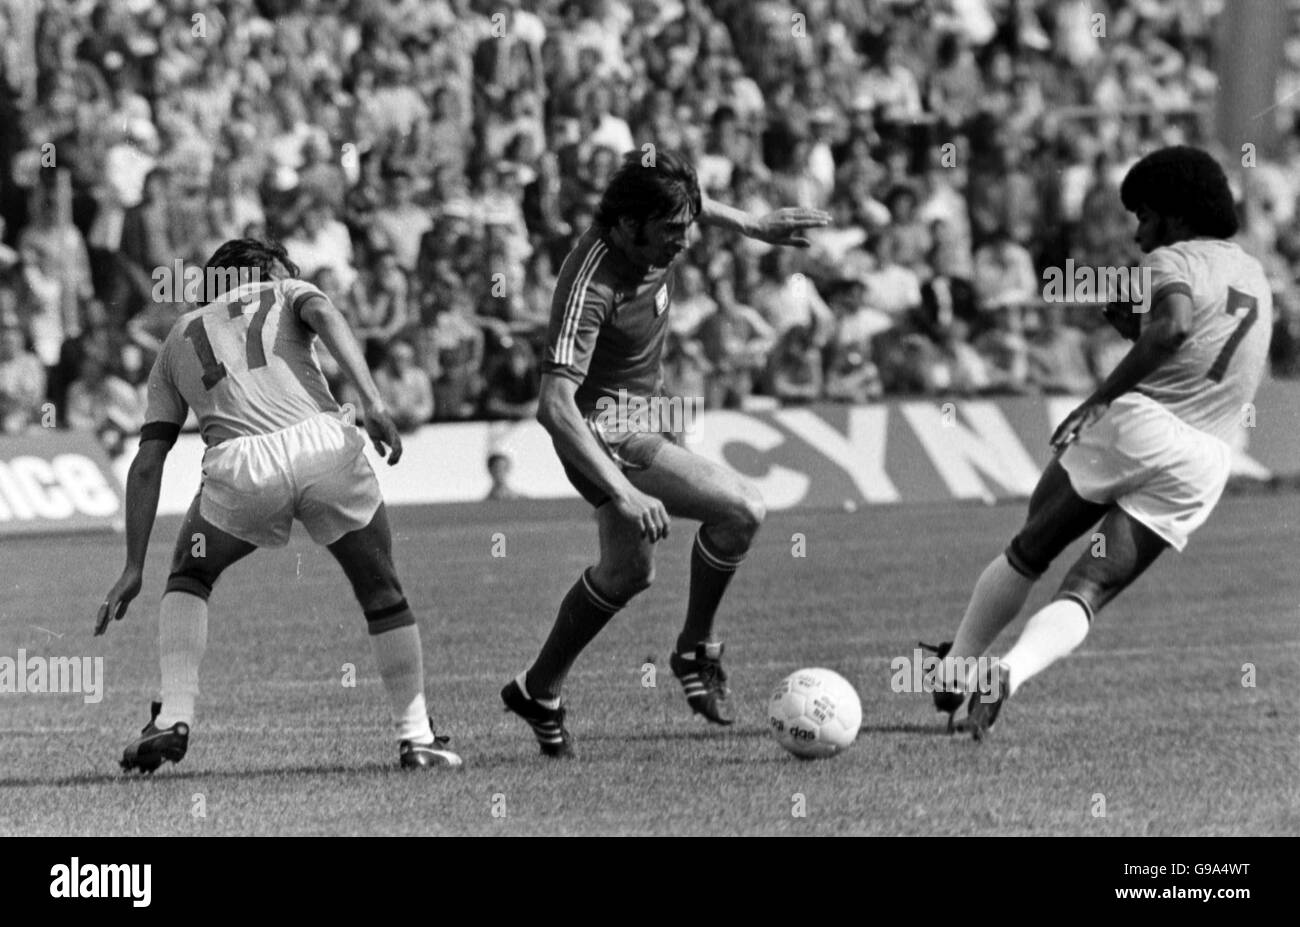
[95,437,170,635]
[698,194,830,248]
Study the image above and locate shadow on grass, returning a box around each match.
[0,762,460,788]
[859,722,951,736]
[580,725,771,743]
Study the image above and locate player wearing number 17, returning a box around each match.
[926,146,1273,739]
[96,239,462,772]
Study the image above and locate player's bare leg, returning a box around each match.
[936,459,1108,725]
[629,441,767,723]
[327,503,461,768]
[121,495,256,773]
[959,508,1168,740]
[155,495,256,729]
[504,506,651,757]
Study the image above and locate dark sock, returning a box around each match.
[526,569,627,700]
[677,528,746,654]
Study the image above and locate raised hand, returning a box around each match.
[748,207,832,248]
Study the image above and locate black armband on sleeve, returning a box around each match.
[139,421,181,448]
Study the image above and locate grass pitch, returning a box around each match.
[1,493,1296,835]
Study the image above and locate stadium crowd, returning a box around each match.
[1,0,1299,450]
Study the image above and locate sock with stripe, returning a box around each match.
[999,597,1091,697]
[942,552,1036,692]
[155,591,208,729]
[366,600,433,745]
[526,569,627,701]
[676,527,746,655]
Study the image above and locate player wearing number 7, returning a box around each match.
[924,146,1273,739]
[96,238,462,771]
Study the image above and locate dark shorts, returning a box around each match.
[561,415,679,508]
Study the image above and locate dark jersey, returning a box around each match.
[542,226,679,414]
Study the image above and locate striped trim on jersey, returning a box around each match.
[553,238,608,367]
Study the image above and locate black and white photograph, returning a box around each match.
[0,0,1293,871]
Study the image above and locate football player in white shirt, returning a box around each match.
[926,146,1272,739]
[96,239,462,771]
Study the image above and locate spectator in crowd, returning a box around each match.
[917,236,980,341]
[766,324,823,404]
[373,340,434,432]
[972,306,1033,395]
[370,164,433,273]
[423,294,484,421]
[750,248,834,341]
[14,237,68,377]
[883,185,932,273]
[973,228,1040,312]
[824,278,885,404]
[698,274,775,409]
[481,338,541,420]
[364,250,413,342]
[0,0,1293,455]
[863,231,923,319]
[485,451,521,500]
[0,218,17,274]
[1027,304,1095,395]
[0,317,46,435]
[63,338,143,453]
[286,199,358,290]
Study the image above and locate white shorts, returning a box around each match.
[1059,393,1230,552]
[198,412,382,548]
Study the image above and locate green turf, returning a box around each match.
[1,494,1296,835]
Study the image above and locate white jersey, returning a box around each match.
[1136,239,1272,443]
[144,279,339,446]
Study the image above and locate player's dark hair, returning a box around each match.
[205,238,300,281]
[595,149,702,229]
[1119,146,1239,238]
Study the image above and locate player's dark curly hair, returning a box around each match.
[205,238,300,279]
[1119,146,1239,238]
[595,149,702,229]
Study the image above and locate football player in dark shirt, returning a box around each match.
[501,150,828,756]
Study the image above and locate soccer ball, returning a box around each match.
[768,668,862,759]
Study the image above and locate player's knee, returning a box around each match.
[165,569,213,601]
[598,557,654,598]
[1058,568,1123,619]
[350,575,404,613]
[333,546,404,611]
[739,488,766,532]
[1005,535,1049,580]
[166,550,222,599]
[719,486,766,542]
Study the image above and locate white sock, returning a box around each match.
[156,591,208,728]
[369,624,433,744]
[1000,598,1091,697]
[517,672,560,710]
[942,553,1035,691]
